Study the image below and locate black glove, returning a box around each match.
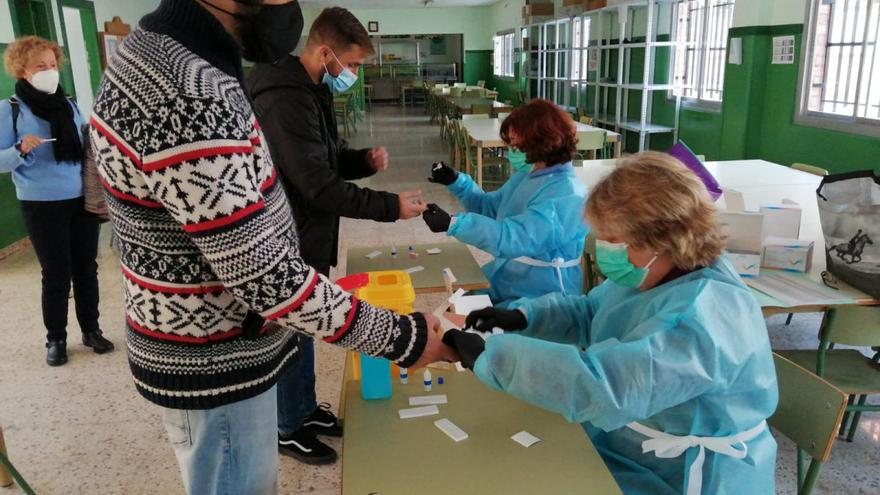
[465,307,528,333]
[422,203,451,233]
[428,161,458,186]
[442,329,486,370]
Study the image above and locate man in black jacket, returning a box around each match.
[248,7,427,465]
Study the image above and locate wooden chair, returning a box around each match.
[0,426,35,494]
[460,127,508,190]
[575,130,606,160]
[769,353,848,495]
[792,162,830,177]
[777,306,880,442]
[333,94,355,138]
[470,103,493,116]
[450,87,464,98]
[578,115,595,126]
[515,89,527,106]
[461,113,490,121]
[582,233,600,293]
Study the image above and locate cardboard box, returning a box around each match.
[762,237,814,273]
[561,0,589,16]
[523,3,554,16]
[588,0,608,10]
[760,203,801,241]
[719,210,764,277]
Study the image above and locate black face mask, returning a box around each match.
[202,0,304,63]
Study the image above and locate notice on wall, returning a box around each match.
[588,49,599,71]
[772,36,795,64]
[728,37,742,65]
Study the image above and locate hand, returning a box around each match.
[422,203,451,233]
[465,307,528,332]
[367,147,389,172]
[18,135,45,155]
[408,313,460,370]
[398,190,428,220]
[441,329,486,370]
[427,161,458,186]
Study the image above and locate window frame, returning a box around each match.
[493,30,516,79]
[794,0,880,138]
[669,0,735,113]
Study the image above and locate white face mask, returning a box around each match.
[29,69,59,94]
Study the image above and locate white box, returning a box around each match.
[760,204,801,240]
[726,251,762,278]
[762,237,814,273]
[719,210,764,277]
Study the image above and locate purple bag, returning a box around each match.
[666,141,722,201]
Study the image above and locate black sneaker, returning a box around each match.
[278,428,338,465]
[303,403,343,437]
[46,341,68,366]
[82,331,115,354]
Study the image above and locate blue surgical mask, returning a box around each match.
[595,240,658,289]
[322,49,358,93]
[508,148,533,173]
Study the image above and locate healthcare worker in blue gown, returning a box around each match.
[422,99,588,306]
[442,152,778,495]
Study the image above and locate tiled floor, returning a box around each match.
[0,104,877,494]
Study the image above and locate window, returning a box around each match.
[493,31,515,78]
[798,0,880,134]
[672,0,736,105]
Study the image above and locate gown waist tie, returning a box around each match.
[512,256,582,294]
[626,420,768,495]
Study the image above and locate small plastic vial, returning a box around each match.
[423,369,432,392]
[437,376,444,385]
[400,367,408,385]
[391,245,398,259]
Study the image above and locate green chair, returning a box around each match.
[461,113,490,121]
[333,95,353,138]
[462,127,508,190]
[770,353,848,495]
[476,80,486,88]
[575,130,606,160]
[582,233,600,293]
[777,306,880,442]
[471,103,493,116]
[792,162,830,177]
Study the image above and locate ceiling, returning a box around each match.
[300,0,498,8]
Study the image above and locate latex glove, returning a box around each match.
[465,307,528,333]
[442,329,486,370]
[408,313,460,369]
[427,161,458,186]
[367,147,389,172]
[398,190,428,220]
[422,203,451,233]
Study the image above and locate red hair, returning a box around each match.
[500,99,577,166]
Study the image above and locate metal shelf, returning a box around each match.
[593,114,674,134]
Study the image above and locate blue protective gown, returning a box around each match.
[473,257,778,494]
[446,162,588,306]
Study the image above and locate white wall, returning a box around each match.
[733,0,809,27]
[1,3,15,43]
[91,0,160,30]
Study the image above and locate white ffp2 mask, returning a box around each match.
[30,69,59,94]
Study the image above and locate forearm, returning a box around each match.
[338,146,372,180]
[508,292,592,346]
[447,211,552,259]
[448,173,496,215]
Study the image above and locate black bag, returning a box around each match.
[817,170,880,298]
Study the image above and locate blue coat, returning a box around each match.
[446,163,589,306]
[474,257,778,494]
[0,97,85,201]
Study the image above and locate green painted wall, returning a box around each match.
[0,42,28,249]
[463,50,492,86]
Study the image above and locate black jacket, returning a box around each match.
[247,55,399,269]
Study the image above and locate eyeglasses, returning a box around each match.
[821,271,839,290]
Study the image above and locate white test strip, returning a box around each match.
[409,394,448,406]
[364,250,382,259]
[398,405,439,419]
[442,268,457,284]
[435,418,468,442]
[404,265,425,274]
[511,430,541,447]
[426,248,442,255]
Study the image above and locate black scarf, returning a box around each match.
[14,79,83,164]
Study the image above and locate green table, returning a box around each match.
[342,371,622,495]
[346,242,489,294]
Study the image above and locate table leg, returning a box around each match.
[0,427,12,487]
[614,140,622,158]
[477,143,484,188]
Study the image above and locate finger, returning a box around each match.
[465,309,491,329]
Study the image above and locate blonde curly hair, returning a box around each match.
[3,35,65,79]
[586,151,725,270]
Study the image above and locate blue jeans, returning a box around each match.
[277,336,318,435]
[161,386,278,495]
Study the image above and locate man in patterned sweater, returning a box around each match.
[89,0,454,493]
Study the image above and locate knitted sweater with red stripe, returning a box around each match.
[89,1,426,410]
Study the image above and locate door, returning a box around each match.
[60,0,101,114]
[12,0,55,39]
